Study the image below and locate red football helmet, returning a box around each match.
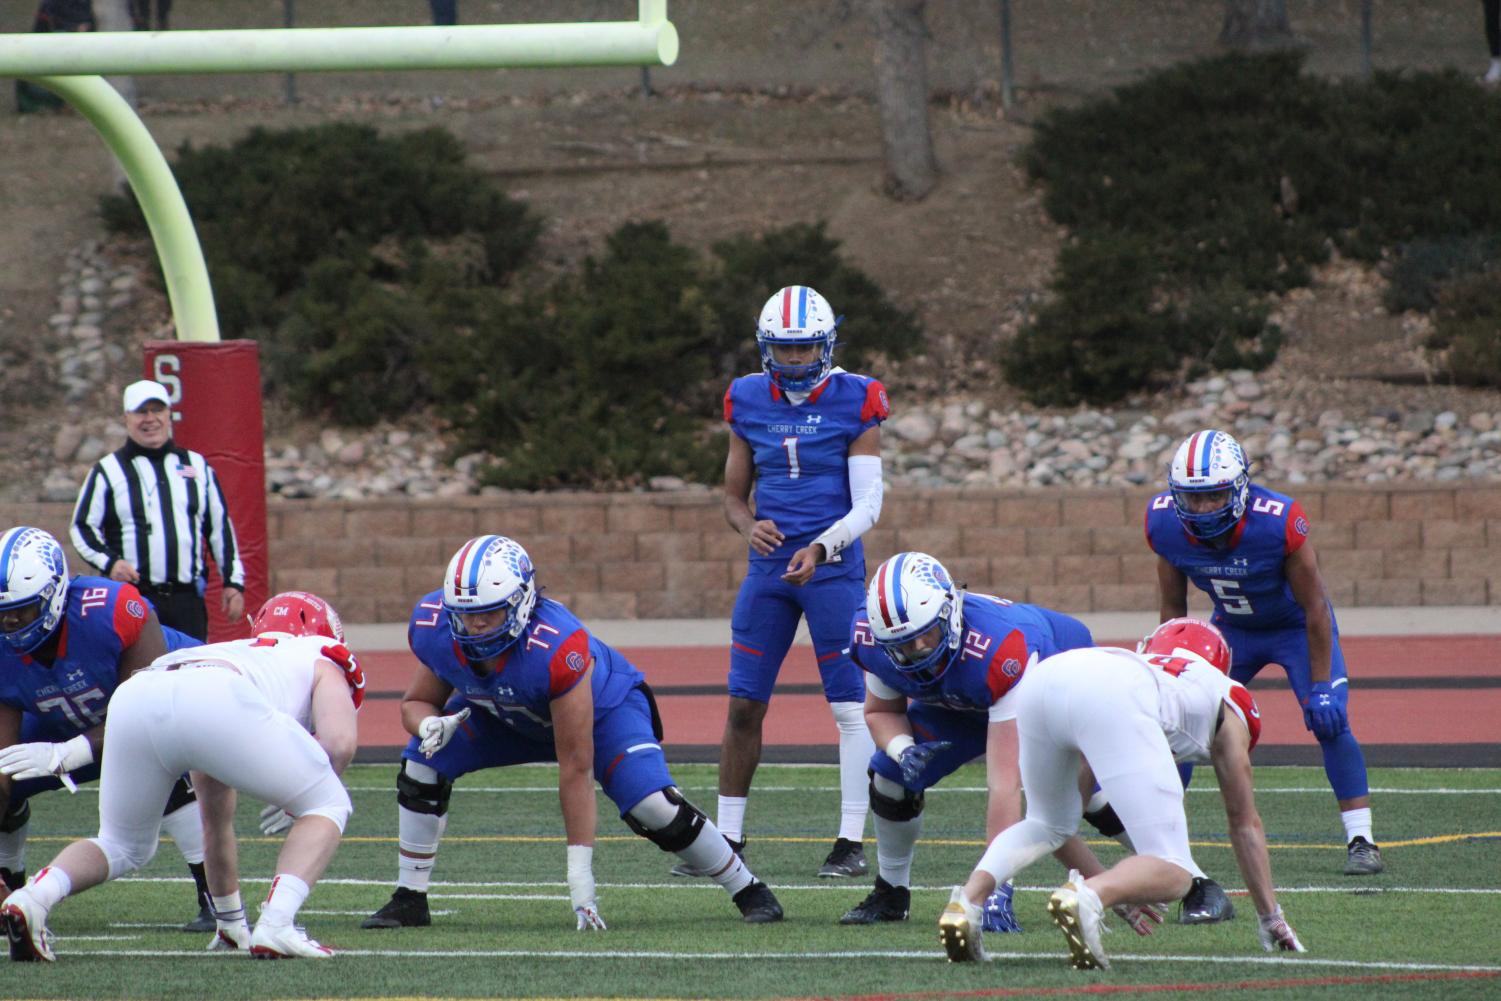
[1139,617,1232,674]
[251,591,345,643]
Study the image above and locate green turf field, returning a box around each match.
[5,763,1499,999]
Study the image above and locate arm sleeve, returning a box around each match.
[202,461,246,589]
[811,454,883,560]
[547,629,593,698]
[1283,501,1310,555]
[70,464,117,573]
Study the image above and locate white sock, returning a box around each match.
[1341,807,1374,844]
[260,873,311,927]
[675,819,754,896]
[26,865,72,910]
[160,802,206,864]
[716,796,747,844]
[396,805,446,892]
[831,701,874,842]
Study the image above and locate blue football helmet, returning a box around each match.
[866,552,964,685]
[756,285,841,392]
[443,535,538,662]
[0,526,70,654]
[1168,429,1250,540]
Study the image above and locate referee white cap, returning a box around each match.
[123,379,171,413]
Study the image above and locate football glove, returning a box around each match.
[1302,681,1347,739]
[0,735,93,782]
[259,803,294,836]
[574,903,608,931]
[1257,906,1306,952]
[896,740,951,787]
[418,707,471,758]
[320,642,365,710]
[207,916,252,951]
[567,844,606,931]
[1112,901,1167,936]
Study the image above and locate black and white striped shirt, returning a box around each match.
[70,439,245,590]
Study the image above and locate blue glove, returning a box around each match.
[896,740,951,786]
[981,880,1023,933]
[1303,681,1348,739]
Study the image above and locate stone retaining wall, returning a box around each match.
[7,483,1500,621]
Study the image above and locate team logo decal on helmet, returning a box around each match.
[1139,617,1233,674]
[756,285,841,392]
[252,591,346,643]
[1168,428,1251,540]
[443,535,538,662]
[866,551,964,685]
[0,526,69,655]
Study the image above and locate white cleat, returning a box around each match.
[2,889,56,963]
[249,921,333,959]
[1047,869,1110,970]
[937,886,987,963]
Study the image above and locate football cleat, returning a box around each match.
[938,886,987,963]
[670,836,744,878]
[1345,837,1385,875]
[249,921,333,959]
[838,876,910,924]
[1047,870,1109,970]
[816,838,869,878]
[1179,876,1234,924]
[182,900,217,934]
[731,881,784,924]
[981,880,1023,933]
[2,889,56,963]
[360,887,431,928]
[206,918,252,952]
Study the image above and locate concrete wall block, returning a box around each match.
[930,497,997,528]
[895,526,962,555]
[1390,490,1454,521]
[1026,527,1091,557]
[1320,489,1389,520]
[994,555,1053,588]
[1025,583,1092,612]
[410,506,480,539]
[570,591,638,619]
[600,562,666,592]
[1062,495,1128,528]
[1449,547,1501,581]
[701,531,749,562]
[637,590,706,618]
[605,502,673,533]
[524,534,574,566]
[668,503,725,533]
[1455,487,1501,519]
[1091,524,1145,556]
[1055,554,1122,586]
[272,567,336,596]
[1354,578,1421,606]
[636,532,704,563]
[1319,549,1384,580]
[665,560,732,592]
[347,506,412,539]
[540,503,607,535]
[546,562,603,594]
[1421,578,1488,606]
[1090,583,1157,613]
[277,506,346,540]
[1422,520,1486,549]
[997,496,1061,527]
[1354,520,1422,551]
[307,537,376,569]
[568,531,637,563]
[375,537,445,567]
[959,526,1028,558]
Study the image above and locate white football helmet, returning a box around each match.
[1168,429,1250,540]
[866,552,964,685]
[756,285,840,392]
[443,535,538,661]
[0,527,70,654]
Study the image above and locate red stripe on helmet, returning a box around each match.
[876,561,897,629]
[452,537,482,595]
[781,286,793,328]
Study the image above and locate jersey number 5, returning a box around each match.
[1211,578,1254,615]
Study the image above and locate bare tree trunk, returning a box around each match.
[867,0,938,201]
[1219,0,1295,51]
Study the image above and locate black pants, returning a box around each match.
[1487,0,1500,58]
[140,587,207,642]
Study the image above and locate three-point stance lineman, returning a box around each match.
[2,591,363,961]
[938,619,1304,968]
[362,535,783,930]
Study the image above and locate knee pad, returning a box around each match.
[869,771,924,822]
[1083,801,1125,838]
[163,775,197,815]
[397,759,453,817]
[0,799,30,834]
[624,787,706,853]
[92,834,158,880]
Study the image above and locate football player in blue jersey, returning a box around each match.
[837,551,1100,930]
[362,535,783,930]
[1146,429,1382,878]
[0,526,214,930]
[689,285,887,881]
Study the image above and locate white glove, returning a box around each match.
[206,916,252,952]
[1257,906,1307,952]
[259,803,294,836]
[567,843,606,931]
[1111,901,1167,937]
[418,707,471,758]
[0,735,93,782]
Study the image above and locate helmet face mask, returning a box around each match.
[0,527,69,655]
[1168,429,1250,540]
[444,535,537,662]
[252,591,345,643]
[866,552,963,686]
[756,285,840,392]
[1138,617,1233,674]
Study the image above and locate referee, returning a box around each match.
[70,379,245,640]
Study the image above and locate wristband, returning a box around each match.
[885,734,916,759]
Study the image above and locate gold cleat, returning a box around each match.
[1046,870,1110,970]
[938,887,986,963]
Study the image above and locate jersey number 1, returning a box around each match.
[781,436,801,479]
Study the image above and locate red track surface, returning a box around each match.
[353,635,1501,754]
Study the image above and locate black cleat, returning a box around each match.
[1179,876,1235,924]
[839,876,910,924]
[361,887,432,929]
[670,836,745,878]
[181,901,217,933]
[817,838,869,878]
[1345,836,1385,875]
[732,881,784,923]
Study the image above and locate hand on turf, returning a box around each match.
[418,707,471,757]
[1257,907,1306,952]
[206,916,252,951]
[574,903,607,931]
[1302,681,1347,739]
[259,803,294,836]
[1112,901,1167,936]
[896,740,951,786]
